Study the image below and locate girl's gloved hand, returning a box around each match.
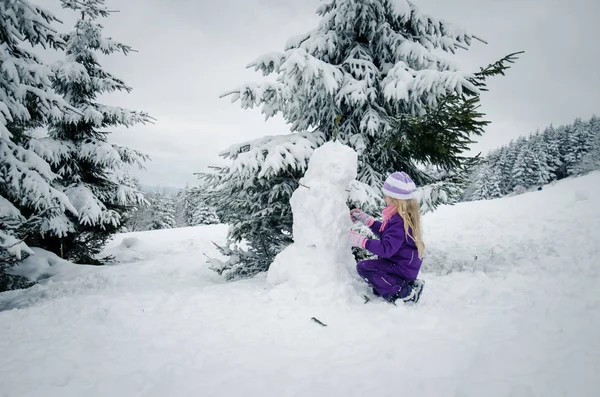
[350,208,374,226]
[348,230,367,248]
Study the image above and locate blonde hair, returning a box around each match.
[389,197,425,259]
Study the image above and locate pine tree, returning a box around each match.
[564,118,591,175]
[183,187,196,226]
[209,0,520,279]
[542,125,562,180]
[190,205,219,226]
[123,202,151,232]
[556,124,573,178]
[502,140,521,193]
[183,185,219,226]
[573,115,600,175]
[512,143,542,190]
[121,179,151,232]
[530,132,552,185]
[462,140,506,201]
[30,0,151,264]
[493,147,511,194]
[174,186,190,227]
[0,0,82,288]
[471,163,501,200]
[147,189,176,231]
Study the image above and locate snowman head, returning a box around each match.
[303,142,357,186]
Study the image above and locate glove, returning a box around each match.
[348,231,367,248]
[350,208,374,226]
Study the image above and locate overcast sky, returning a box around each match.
[37,0,600,188]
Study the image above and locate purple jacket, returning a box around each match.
[365,213,422,280]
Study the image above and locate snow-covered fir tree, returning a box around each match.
[565,118,593,175]
[541,125,563,180]
[470,163,502,200]
[122,193,152,232]
[529,133,552,185]
[147,189,176,231]
[117,177,148,232]
[122,203,151,232]
[28,0,151,264]
[573,116,600,175]
[493,147,512,195]
[562,121,579,173]
[183,187,196,226]
[176,186,219,226]
[174,186,190,228]
[207,0,520,279]
[512,143,543,190]
[0,0,79,289]
[190,205,219,226]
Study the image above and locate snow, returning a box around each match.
[391,0,411,20]
[65,184,109,226]
[8,248,82,283]
[1,174,600,396]
[266,142,361,303]
[219,131,326,180]
[0,195,20,219]
[246,52,286,74]
[0,233,33,261]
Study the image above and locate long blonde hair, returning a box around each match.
[390,197,425,259]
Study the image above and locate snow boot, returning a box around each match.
[389,279,425,305]
[403,279,425,304]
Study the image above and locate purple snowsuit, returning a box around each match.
[357,213,422,300]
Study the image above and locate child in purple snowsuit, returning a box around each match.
[349,172,425,304]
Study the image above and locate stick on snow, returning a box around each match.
[311,317,327,327]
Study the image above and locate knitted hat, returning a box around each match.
[382,172,416,200]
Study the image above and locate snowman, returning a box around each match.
[266,141,361,302]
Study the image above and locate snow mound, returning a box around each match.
[267,141,362,302]
[119,236,141,249]
[9,248,80,282]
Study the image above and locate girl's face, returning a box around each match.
[384,195,393,207]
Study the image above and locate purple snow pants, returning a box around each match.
[357,259,413,300]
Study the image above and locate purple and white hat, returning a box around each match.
[382,172,416,200]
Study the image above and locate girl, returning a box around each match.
[348,171,425,304]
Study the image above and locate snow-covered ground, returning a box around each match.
[1,173,599,397]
